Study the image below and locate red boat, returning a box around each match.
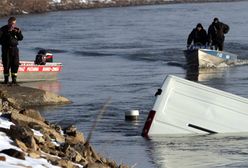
[0,50,63,82]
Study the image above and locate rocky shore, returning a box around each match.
[0,85,128,168]
[0,0,245,18]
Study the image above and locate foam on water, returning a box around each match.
[235,59,248,66]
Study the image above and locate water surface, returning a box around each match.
[1,1,248,167]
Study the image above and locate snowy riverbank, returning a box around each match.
[0,115,61,168]
[0,85,128,168]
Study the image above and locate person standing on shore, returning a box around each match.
[208,17,229,51]
[0,16,23,84]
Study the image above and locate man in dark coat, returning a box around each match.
[187,23,208,48]
[208,17,229,51]
[0,17,23,84]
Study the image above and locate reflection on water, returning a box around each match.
[186,66,230,82]
[198,68,229,82]
[185,66,199,81]
[146,134,248,168]
[20,80,61,94]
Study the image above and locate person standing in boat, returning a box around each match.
[187,23,208,49]
[208,17,229,51]
[0,17,23,84]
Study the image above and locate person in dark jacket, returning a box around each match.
[208,17,229,51]
[0,17,23,84]
[187,23,208,48]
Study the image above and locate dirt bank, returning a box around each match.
[0,0,244,18]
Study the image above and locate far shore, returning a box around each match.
[0,0,245,18]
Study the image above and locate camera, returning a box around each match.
[13,27,19,31]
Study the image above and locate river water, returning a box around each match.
[1,1,248,167]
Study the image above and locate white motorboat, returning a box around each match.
[184,47,238,68]
[142,75,248,136]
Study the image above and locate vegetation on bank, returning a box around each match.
[0,0,245,17]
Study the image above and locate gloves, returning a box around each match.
[187,44,191,50]
[187,44,190,49]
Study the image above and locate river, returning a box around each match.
[1,1,248,167]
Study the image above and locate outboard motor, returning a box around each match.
[35,49,53,65]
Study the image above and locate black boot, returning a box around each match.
[12,75,17,85]
[3,76,9,84]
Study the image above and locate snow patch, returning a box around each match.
[0,115,61,168]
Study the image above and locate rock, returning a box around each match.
[63,145,77,161]
[72,150,83,163]
[9,125,38,151]
[40,144,50,154]
[52,159,77,168]
[28,122,44,131]
[100,157,107,164]
[27,136,39,151]
[34,135,45,145]
[61,143,70,153]
[9,125,33,139]
[86,162,109,168]
[1,98,10,112]
[65,131,85,145]
[44,120,50,126]
[89,146,101,161]
[45,128,65,143]
[19,109,44,122]
[107,160,118,168]
[15,139,28,152]
[50,149,59,156]
[28,150,41,159]
[0,148,25,160]
[0,156,6,161]
[0,85,71,109]
[0,127,9,135]
[73,143,85,154]
[46,141,56,149]
[118,164,129,168]
[11,111,65,143]
[43,91,72,106]
[80,157,89,167]
[11,110,48,128]
[63,125,77,136]
[50,123,62,133]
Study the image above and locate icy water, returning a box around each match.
[2,1,248,167]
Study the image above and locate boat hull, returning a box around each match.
[142,75,248,136]
[184,49,237,68]
[184,49,199,67]
[0,61,62,82]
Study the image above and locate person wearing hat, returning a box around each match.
[187,23,208,49]
[208,17,229,51]
[0,16,23,84]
